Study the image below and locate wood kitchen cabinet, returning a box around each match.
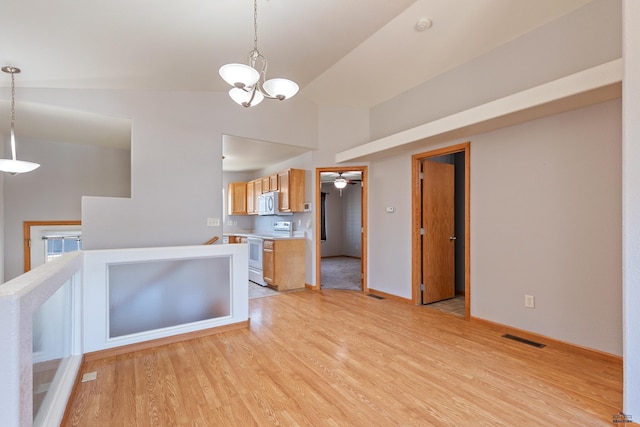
[247,179,262,215]
[261,174,279,192]
[227,182,247,215]
[269,174,279,191]
[277,168,305,213]
[246,181,255,214]
[263,239,305,291]
[226,235,248,244]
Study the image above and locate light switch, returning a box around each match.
[207,217,220,227]
[385,207,395,213]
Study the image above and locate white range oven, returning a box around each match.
[248,236,266,286]
[246,221,293,287]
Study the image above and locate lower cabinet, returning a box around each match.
[227,235,247,244]
[263,239,305,291]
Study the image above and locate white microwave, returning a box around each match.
[258,191,279,215]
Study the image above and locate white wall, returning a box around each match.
[2,137,130,282]
[622,0,640,415]
[368,154,413,299]
[343,183,362,258]
[11,89,318,251]
[320,183,344,257]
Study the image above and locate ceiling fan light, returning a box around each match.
[263,78,299,100]
[334,177,347,189]
[229,87,264,107]
[219,63,260,88]
[0,159,40,174]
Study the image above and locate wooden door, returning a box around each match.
[422,160,455,304]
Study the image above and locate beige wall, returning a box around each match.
[366,99,622,355]
[622,0,640,414]
[471,100,621,354]
[2,137,130,281]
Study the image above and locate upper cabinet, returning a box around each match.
[278,168,305,213]
[229,168,305,215]
[247,179,262,215]
[227,182,247,215]
[268,174,279,192]
[259,174,279,193]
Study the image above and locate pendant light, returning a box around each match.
[1,66,40,174]
[219,0,299,107]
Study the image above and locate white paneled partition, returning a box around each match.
[82,244,248,353]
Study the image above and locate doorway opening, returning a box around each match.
[23,221,82,272]
[315,166,368,291]
[412,142,470,319]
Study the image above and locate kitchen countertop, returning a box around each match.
[224,231,306,240]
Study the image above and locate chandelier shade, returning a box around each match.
[1,66,40,175]
[219,63,260,88]
[219,0,297,108]
[263,78,299,100]
[229,87,264,107]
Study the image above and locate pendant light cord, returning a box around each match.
[9,69,17,161]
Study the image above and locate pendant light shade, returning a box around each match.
[0,159,40,174]
[1,66,40,175]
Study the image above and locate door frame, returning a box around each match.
[411,142,470,318]
[23,220,81,272]
[315,166,368,291]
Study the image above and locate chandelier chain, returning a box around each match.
[253,0,259,52]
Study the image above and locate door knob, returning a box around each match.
[449,236,457,241]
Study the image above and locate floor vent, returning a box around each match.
[367,294,384,299]
[502,334,546,348]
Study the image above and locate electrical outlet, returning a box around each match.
[525,295,535,309]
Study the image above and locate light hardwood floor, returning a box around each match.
[64,290,623,426]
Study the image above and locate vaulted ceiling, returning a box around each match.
[0,0,592,167]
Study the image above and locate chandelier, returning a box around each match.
[219,0,299,107]
[0,66,40,174]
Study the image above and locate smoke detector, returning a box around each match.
[415,18,432,32]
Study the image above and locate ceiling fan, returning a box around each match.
[333,171,362,191]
